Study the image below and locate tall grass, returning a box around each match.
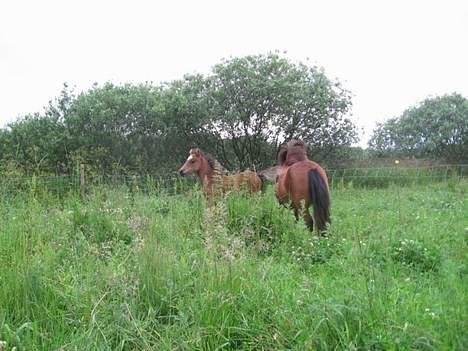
[1,164,466,199]
[0,181,467,350]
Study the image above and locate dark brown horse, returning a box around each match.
[275,140,331,236]
[179,148,263,201]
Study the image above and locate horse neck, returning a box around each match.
[286,148,308,165]
[195,158,214,186]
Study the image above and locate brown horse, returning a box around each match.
[179,148,263,201]
[275,140,331,236]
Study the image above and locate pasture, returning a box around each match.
[0,179,467,350]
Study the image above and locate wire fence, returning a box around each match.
[1,164,467,198]
[327,164,468,188]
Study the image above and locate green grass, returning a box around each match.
[0,182,467,350]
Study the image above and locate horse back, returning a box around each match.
[222,170,262,193]
[283,160,329,204]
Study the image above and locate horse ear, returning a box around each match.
[190,148,201,156]
[277,144,288,165]
[288,139,305,149]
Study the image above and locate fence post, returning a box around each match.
[80,163,86,198]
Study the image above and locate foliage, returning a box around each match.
[0,54,358,175]
[209,53,357,169]
[64,82,165,172]
[369,93,468,162]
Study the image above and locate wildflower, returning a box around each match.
[395,160,400,165]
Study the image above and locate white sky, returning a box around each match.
[1,0,467,146]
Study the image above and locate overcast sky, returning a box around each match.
[1,0,467,145]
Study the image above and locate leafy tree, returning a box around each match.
[2,114,67,172]
[369,93,468,162]
[0,128,12,163]
[0,83,75,173]
[64,83,164,172]
[208,53,357,169]
[64,78,215,173]
[158,75,218,167]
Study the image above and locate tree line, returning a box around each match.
[0,54,359,175]
[368,93,468,163]
[0,53,466,176]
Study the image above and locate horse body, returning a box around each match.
[179,148,263,200]
[275,140,331,235]
[221,170,262,193]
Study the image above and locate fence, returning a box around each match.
[0,173,195,198]
[1,164,467,198]
[327,164,468,188]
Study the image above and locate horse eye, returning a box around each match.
[190,160,196,164]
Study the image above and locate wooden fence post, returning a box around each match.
[80,163,85,198]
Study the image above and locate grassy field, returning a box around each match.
[0,181,467,350]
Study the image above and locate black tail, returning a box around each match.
[308,169,331,233]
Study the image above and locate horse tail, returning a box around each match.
[308,169,331,233]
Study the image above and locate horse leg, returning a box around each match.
[292,205,300,221]
[303,206,314,233]
[275,183,289,205]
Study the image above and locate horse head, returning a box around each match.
[179,148,204,176]
[285,139,308,165]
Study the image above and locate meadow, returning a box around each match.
[0,179,467,350]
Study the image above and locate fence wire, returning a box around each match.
[1,165,467,198]
[327,164,468,188]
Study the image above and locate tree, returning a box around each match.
[2,114,67,172]
[0,84,74,173]
[0,128,11,163]
[369,93,468,162]
[64,83,165,172]
[64,78,215,173]
[208,53,357,169]
[158,75,217,167]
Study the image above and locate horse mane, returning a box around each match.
[287,139,306,149]
[277,144,288,166]
[278,139,308,166]
[286,139,308,164]
[206,154,225,173]
[192,148,226,173]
